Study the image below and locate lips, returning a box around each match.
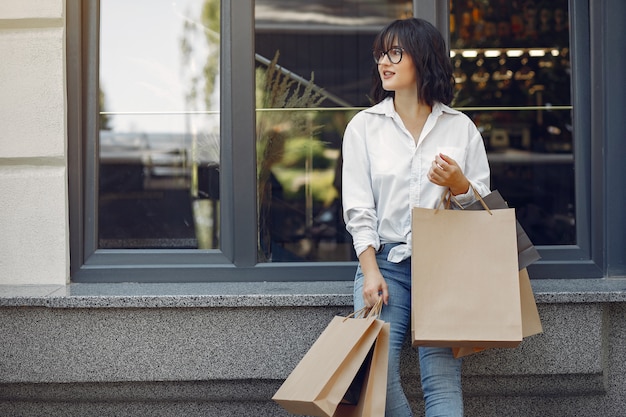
[382,70,395,79]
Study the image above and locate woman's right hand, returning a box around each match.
[362,270,389,307]
[358,246,389,307]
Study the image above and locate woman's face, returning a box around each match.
[377,39,417,93]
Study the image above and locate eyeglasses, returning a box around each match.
[373,47,404,64]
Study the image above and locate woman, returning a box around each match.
[342,18,490,416]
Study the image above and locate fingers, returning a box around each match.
[431,155,451,178]
[362,282,389,307]
[436,153,459,170]
[362,290,380,308]
[429,154,462,186]
[438,153,464,173]
[438,153,454,164]
[428,159,447,184]
[381,284,390,305]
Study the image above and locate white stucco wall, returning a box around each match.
[0,0,68,285]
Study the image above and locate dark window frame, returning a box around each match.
[67,0,609,283]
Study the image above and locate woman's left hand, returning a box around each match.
[428,153,470,195]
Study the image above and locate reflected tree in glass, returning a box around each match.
[255,51,325,261]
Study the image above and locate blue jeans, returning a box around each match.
[353,243,463,417]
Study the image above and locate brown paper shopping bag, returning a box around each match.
[518,268,543,337]
[452,267,543,358]
[273,303,388,417]
[411,192,522,348]
[335,322,390,417]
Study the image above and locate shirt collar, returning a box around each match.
[364,97,461,118]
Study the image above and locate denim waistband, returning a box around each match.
[376,242,404,255]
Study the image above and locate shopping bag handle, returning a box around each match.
[438,185,492,215]
[346,298,383,321]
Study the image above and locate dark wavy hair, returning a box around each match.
[370,18,454,106]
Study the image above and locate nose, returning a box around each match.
[378,52,391,65]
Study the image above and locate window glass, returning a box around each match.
[450,0,574,245]
[99,0,220,249]
[255,0,412,262]
[96,0,574,265]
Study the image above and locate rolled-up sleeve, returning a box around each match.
[341,116,380,257]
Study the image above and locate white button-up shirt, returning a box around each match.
[342,97,491,262]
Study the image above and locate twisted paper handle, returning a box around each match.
[345,298,383,321]
[435,185,492,215]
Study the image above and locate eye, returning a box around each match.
[390,48,403,57]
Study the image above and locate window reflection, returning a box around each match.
[255,1,412,262]
[255,0,576,264]
[98,0,220,249]
[98,0,575,259]
[450,0,575,245]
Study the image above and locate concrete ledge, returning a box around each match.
[1,278,626,308]
[0,279,625,416]
[0,281,355,308]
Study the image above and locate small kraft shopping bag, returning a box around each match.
[273,300,389,417]
[411,188,523,349]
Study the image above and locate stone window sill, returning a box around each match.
[1,278,626,308]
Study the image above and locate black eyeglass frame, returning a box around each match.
[373,47,405,64]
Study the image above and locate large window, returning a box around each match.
[68,0,603,282]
